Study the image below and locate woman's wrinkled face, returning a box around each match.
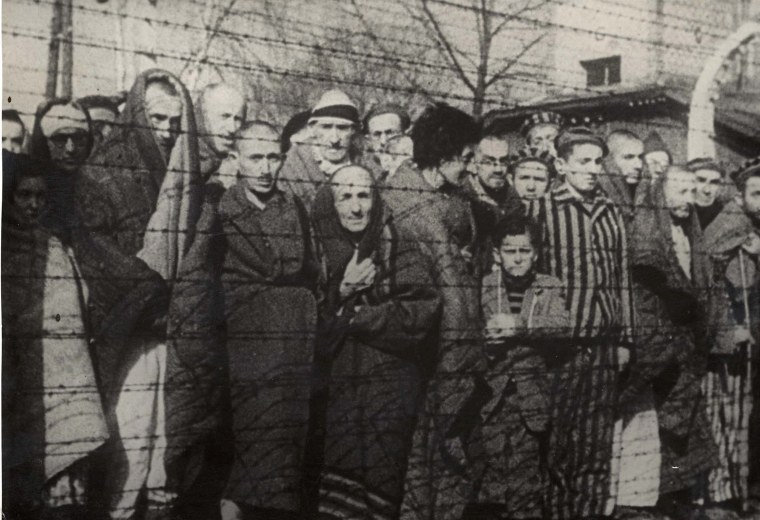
[332,166,373,234]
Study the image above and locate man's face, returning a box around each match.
[312,117,355,164]
[644,150,670,178]
[527,124,559,156]
[205,88,246,154]
[512,161,549,201]
[47,128,90,174]
[367,113,403,151]
[13,176,47,225]
[146,94,182,152]
[741,177,760,224]
[558,143,604,195]
[3,119,25,153]
[332,168,373,234]
[664,169,696,220]
[693,168,722,208]
[439,154,467,187]
[610,138,644,185]
[499,233,536,278]
[474,138,509,191]
[235,130,283,195]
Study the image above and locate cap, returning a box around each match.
[554,126,608,157]
[686,157,725,177]
[310,89,359,124]
[519,111,564,137]
[643,131,671,159]
[363,103,411,133]
[510,146,556,175]
[730,156,760,188]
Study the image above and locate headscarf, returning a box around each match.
[311,165,385,309]
[30,98,93,168]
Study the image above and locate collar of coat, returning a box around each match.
[551,180,612,208]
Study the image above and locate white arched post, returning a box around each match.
[687,22,760,160]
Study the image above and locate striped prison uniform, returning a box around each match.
[529,182,633,519]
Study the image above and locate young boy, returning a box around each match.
[473,214,570,520]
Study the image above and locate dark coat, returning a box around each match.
[383,162,485,520]
[478,271,571,518]
[625,178,719,494]
[462,176,524,272]
[218,183,320,512]
[312,182,442,520]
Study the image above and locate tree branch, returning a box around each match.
[348,0,436,102]
[418,0,476,92]
[489,0,552,39]
[484,32,544,88]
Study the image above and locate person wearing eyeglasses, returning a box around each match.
[463,130,524,272]
[29,99,93,242]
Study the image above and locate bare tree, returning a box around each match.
[350,0,550,115]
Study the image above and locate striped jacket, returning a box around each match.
[529,182,633,344]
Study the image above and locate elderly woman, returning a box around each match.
[312,165,441,520]
[2,151,108,520]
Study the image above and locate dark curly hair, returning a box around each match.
[411,103,480,170]
[492,213,542,250]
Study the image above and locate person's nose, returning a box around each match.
[350,198,362,215]
[64,137,76,153]
[526,179,536,192]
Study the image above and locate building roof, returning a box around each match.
[484,85,760,156]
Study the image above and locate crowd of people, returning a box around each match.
[2,68,759,520]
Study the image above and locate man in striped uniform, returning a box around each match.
[529,127,633,519]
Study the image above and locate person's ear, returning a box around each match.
[555,157,567,176]
[492,247,501,267]
[228,150,239,163]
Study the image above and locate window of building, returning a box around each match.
[580,56,621,87]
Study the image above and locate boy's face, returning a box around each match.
[512,161,549,200]
[498,233,536,278]
[14,176,47,225]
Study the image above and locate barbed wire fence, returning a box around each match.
[2,0,759,518]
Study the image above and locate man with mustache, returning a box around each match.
[279,89,361,208]
[463,131,523,270]
[217,121,320,520]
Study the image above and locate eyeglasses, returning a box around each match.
[48,132,89,149]
[478,157,510,168]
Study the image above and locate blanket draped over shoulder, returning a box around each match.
[74,68,200,412]
[384,162,485,520]
[2,218,108,513]
[625,178,719,495]
[312,181,441,520]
